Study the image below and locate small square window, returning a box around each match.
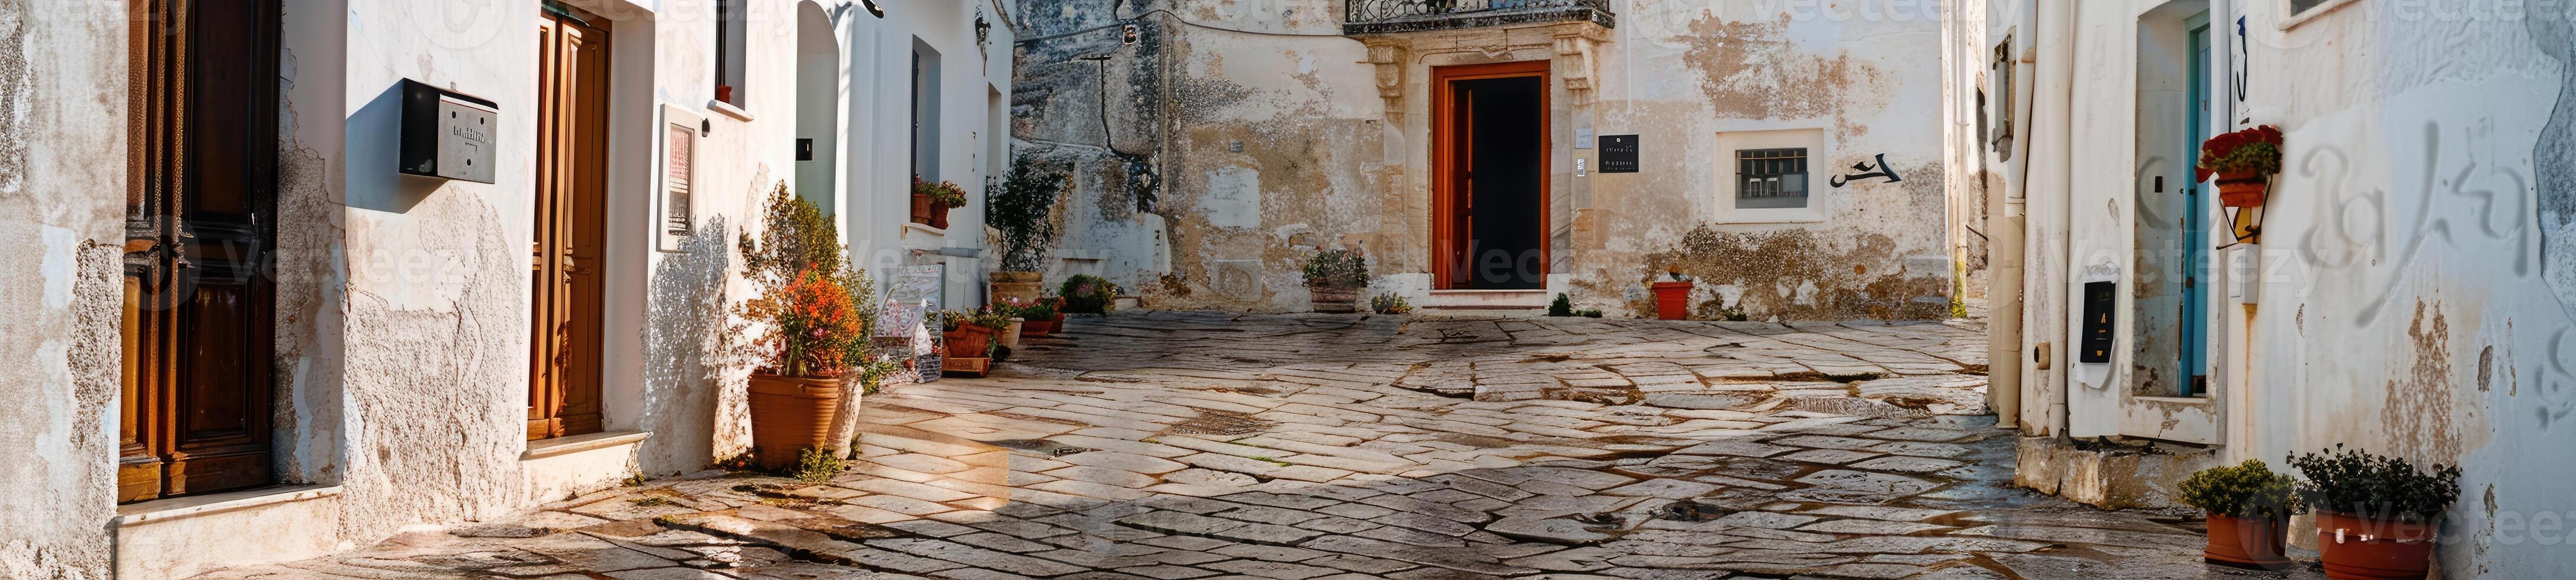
[2289,0,2333,15]
[1735,147,1810,209]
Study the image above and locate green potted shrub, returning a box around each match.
[987,159,1064,304]
[2176,460,2300,570]
[1058,275,1119,315]
[1369,294,1412,315]
[2288,445,2461,579]
[1302,247,1369,314]
[912,178,969,230]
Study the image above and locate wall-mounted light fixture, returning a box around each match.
[860,0,885,18]
[1122,24,1138,44]
[975,10,992,46]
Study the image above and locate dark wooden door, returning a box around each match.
[121,0,283,503]
[530,8,609,440]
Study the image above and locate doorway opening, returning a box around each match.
[531,4,611,440]
[1433,61,1550,291]
[121,0,285,503]
[2131,7,2213,399]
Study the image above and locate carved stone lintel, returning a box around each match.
[1551,27,1602,107]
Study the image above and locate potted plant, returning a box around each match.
[1016,300,1060,336]
[2197,125,2284,208]
[2177,460,2301,570]
[1302,247,1369,314]
[1651,268,1693,321]
[912,178,969,229]
[733,184,882,471]
[1059,275,1119,315]
[1369,294,1413,315]
[938,308,1009,377]
[2288,445,2462,580]
[989,159,1064,304]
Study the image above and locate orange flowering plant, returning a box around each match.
[732,183,890,379]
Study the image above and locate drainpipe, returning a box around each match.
[2040,0,2078,436]
[1972,0,2022,431]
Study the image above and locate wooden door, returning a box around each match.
[530,8,609,440]
[1431,61,1550,290]
[121,0,283,503]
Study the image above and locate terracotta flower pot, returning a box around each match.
[2316,510,2439,579]
[746,373,844,471]
[989,271,1045,305]
[928,204,954,230]
[1310,286,1359,313]
[910,193,935,225]
[1651,281,1693,320]
[1022,317,1054,336]
[2203,513,2293,570]
[942,324,997,358]
[2217,170,2270,208]
[1049,312,1068,334]
[999,317,1025,349]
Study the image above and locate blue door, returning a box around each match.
[2182,12,2212,397]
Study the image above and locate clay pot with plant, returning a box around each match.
[1303,247,1369,314]
[2288,444,2462,580]
[732,184,887,472]
[2197,125,2285,208]
[988,159,1066,304]
[2177,460,2301,570]
[912,178,970,229]
[1651,267,1693,321]
[1015,300,1061,336]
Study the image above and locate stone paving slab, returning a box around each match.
[195,312,2327,580]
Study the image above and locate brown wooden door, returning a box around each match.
[530,8,609,440]
[121,0,283,503]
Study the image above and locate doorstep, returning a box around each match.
[524,430,653,503]
[116,484,344,579]
[1419,289,1552,310]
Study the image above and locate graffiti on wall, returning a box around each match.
[2298,121,2530,329]
[1830,153,1904,188]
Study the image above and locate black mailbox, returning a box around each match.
[2078,281,2116,363]
[398,79,498,183]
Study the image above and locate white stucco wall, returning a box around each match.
[0,0,129,576]
[1966,0,2576,575]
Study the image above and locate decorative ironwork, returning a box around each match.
[1344,0,1615,34]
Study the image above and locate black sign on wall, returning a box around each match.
[1599,134,1638,173]
[2078,281,2116,364]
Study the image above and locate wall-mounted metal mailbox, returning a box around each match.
[2077,281,2116,364]
[398,79,498,183]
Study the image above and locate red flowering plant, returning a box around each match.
[2196,124,2285,182]
[745,269,868,377]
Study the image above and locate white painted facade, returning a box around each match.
[1952,0,2576,575]
[0,1,1015,577]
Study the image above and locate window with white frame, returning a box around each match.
[715,0,746,106]
[1735,148,1810,209]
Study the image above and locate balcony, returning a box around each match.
[1343,0,1616,35]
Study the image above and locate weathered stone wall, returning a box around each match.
[1012,1,1956,320]
[0,0,127,576]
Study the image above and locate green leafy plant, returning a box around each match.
[792,446,845,483]
[1059,275,1119,314]
[1301,247,1371,291]
[988,157,1066,273]
[1548,293,1576,317]
[1370,294,1413,314]
[2286,444,2460,524]
[2196,125,2285,179]
[914,178,970,208]
[1577,308,1604,318]
[1013,300,1058,321]
[2177,460,2301,519]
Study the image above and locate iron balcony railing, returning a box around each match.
[1343,0,1616,34]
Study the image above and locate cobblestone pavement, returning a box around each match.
[199,312,2322,580]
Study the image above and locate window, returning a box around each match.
[1990,37,2015,160]
[1735,148,1809,209]
[715,0,746,105]
[2289,0,2332,15]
